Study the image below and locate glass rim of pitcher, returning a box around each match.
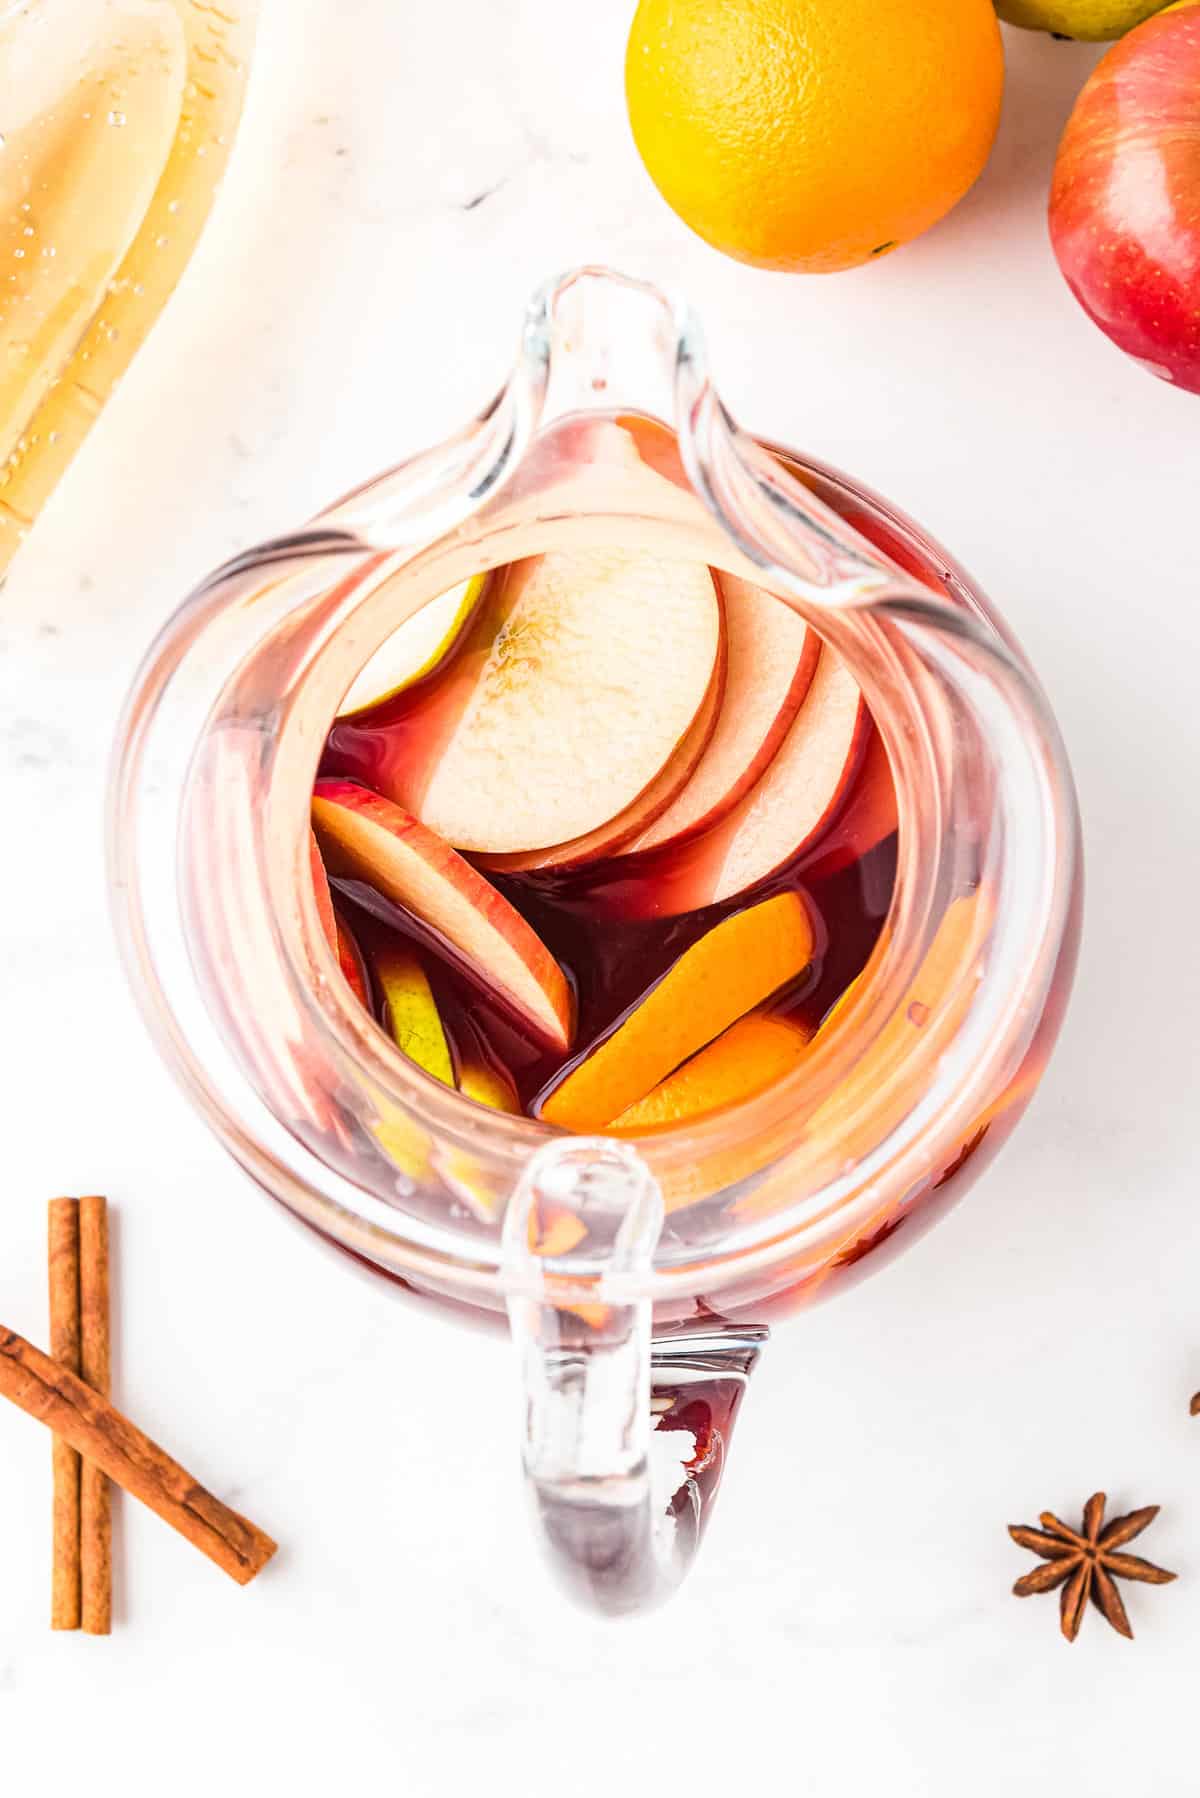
[107,265,1081,1306]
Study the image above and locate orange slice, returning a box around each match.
[540,891,813,1132]
[612,1011,814,1129]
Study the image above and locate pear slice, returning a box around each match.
[374,941,453,1085]
[459,1058,520,1113]
[337,575,487,718]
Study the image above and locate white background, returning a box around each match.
[3,4,1199,1793]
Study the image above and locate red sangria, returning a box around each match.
[311,552,898,1134]
[111,268,1083,1614]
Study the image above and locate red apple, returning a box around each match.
[373,938,454,1085]
[1050,3,1200,394]
[311,780,572,1050]
[336,574,488,717]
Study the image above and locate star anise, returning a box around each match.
[1008,1491,1176,1640]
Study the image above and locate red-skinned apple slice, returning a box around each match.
[311,780,572,1051]
[324,550,722,857]
[337,574,488,718]
[312,830,372,1010]
[334,910,371,1010]
[309,828,338,954]
[795,723,897,883]
[599,646,869,919]
[622,571,818,856]
[475,637,726,874]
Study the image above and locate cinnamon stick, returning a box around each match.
[0,1325,276,1586]
[47,1199,81,1630]
[79,1196,112,1635]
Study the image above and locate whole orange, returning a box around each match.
[625,0,1005,274]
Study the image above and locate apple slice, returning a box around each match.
[337,574,487,717]
[311,780,572,1051]
[605,645,870,919]
[326,550,722,856]
[709,648,870,902]
[374,940,454,1085]
[309,828,338,954]
[623,572,818,856]
[334,911,371,1010]
[475,641,725,874]
[539,892,813,1132]
[455,1014,522,1112]
[314,830,372,1012]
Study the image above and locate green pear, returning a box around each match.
[996,0,1170,38]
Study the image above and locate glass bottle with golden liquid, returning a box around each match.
[0,0,257,576]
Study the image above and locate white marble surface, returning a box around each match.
[3,4,1200,1792]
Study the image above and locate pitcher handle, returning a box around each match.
[504,1140,765,1615]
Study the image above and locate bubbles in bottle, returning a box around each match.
[0,0,255,573]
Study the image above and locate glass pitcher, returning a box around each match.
[107,268,1081,1615]
[0,0,258,576]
